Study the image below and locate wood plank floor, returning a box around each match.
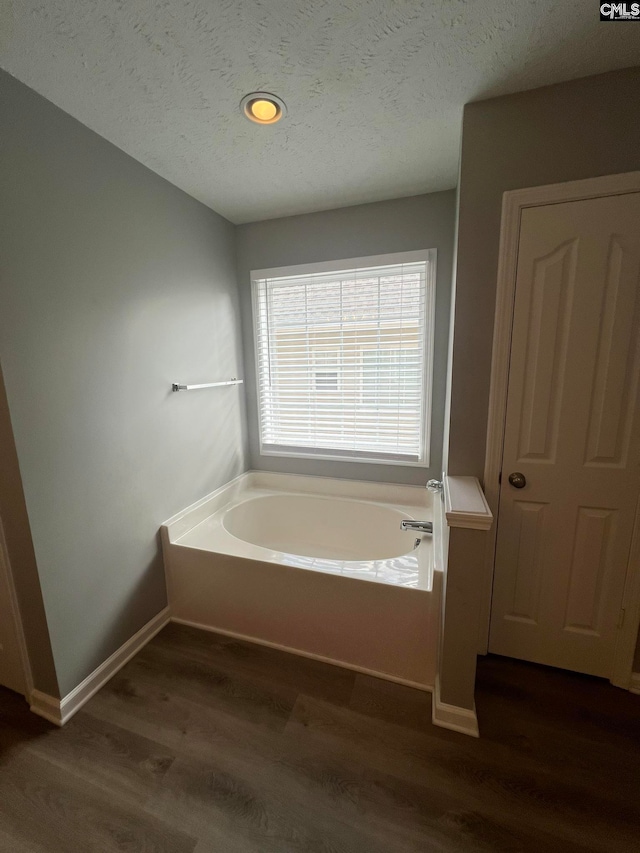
[1,622,639,852]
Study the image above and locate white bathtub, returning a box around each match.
[161,472,442,689]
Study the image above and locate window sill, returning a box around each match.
[259,446,430,469]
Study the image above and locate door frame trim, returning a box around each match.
[0,516,34,698]
[480,170,640,690]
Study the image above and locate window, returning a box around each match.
[251,250,435,466]
[360,348,420,406]
[314,351,339,391]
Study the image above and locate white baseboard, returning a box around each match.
[171,616,433,693]
[630,672,640,695]
[30,607,171,726]
[431,674,479,737]
[29,689,64,726]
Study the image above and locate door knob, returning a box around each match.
[508,472,526,489]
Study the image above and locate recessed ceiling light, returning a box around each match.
[241,92,287,125]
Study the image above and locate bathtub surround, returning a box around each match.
[163,472,441,690]
[164,469,494,736]
[0,70,248,698]
[236,191,455,486]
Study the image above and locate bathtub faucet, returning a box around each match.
[400,519,433,535]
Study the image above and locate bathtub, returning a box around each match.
[161,472,442,690]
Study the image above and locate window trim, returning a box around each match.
[250,249,437,468]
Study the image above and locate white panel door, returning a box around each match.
[0,521,28,694]
[489,192,640,677]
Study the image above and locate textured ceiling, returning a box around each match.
[1,1,639,223]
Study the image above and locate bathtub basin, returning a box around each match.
[223,493,417,562]
[161,471,442,689]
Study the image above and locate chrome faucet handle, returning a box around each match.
[426,479,443,492]
[400,520,433,534]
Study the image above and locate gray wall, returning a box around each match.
[444,66,640,671]
[236,192,456,486]
[447,65,640,480]
[0,70,248,697]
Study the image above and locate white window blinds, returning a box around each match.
[252,251,434,465]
